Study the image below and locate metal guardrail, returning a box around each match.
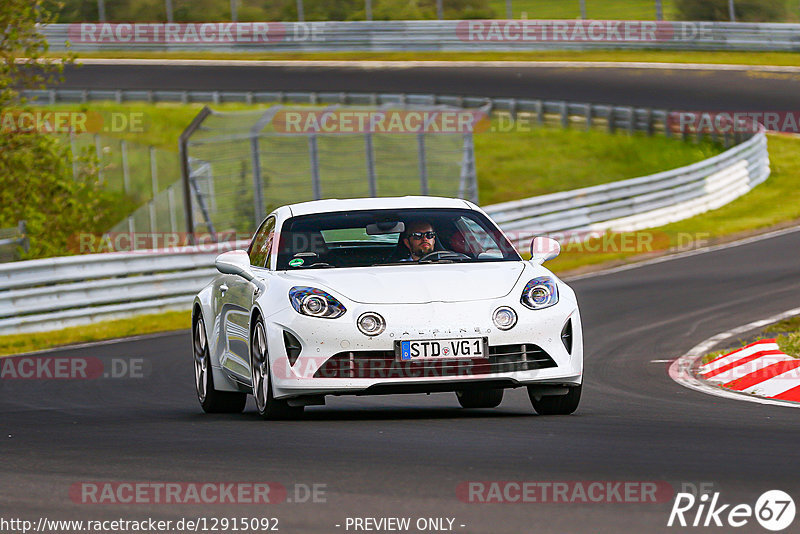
[1,90,771,335]
[21,88,749,149]
[40,21,800,52]
[0,247,228,334]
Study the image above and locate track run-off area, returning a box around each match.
[3,62,800,533]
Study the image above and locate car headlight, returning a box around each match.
[289,287,346,319]
[520,277,559,310]
[492,307,517,330]
[357,312,386,336]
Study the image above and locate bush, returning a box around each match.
[675,0,788,22]
[53,0,495,22]
[0,133,134,259]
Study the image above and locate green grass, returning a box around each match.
[54,50,800,66]
[0,311,190,357]
[702,315,800,364]
[545,133,800,273]
[488,0,679,20]
[475,126,721,204]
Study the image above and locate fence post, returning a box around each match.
[149,146,159,234]
[436,0,443,19]
[579,0,587,19]
[459,133,478,204]
[165,0,173,22]
[179,106,212,243]
[121,140,130,194]
[297,0,304,21]
[417,133,429,195]
[70,131,79,179]
[728,0,736,22]
[506,0,512,18]
[94,134,104,184]
[365,133,377,197]
[365,0,372,20]
[168,186,177,234]
[250,136,265,226]
[655,0,663,21]
[309,134,322,200]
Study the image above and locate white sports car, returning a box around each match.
[191,196,583,418]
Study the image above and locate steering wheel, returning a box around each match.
[418,251,470,262]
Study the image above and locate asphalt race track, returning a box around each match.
[58,62,800,110]
[3,63,800,532]
[4,229,800,533]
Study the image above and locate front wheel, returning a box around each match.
[528,385,581,415]
[251,318,304,420]
[193,314,246,414]
[456,388,504,408]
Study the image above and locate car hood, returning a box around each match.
[278,262,527,304]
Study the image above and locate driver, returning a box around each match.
[401,220,438,261]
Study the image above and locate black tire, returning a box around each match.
[456,388,504,408]
[193,314,247,414]
[251,317,304,420]
[528,385,581,415]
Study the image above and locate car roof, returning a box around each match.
[286,196,474,217]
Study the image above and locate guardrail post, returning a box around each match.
[417,133,429,195]
[18,221,28,254]
[627,107,635,135]
[585,104,593,131]
[645,109,654,136]
[365,133,377,197]
[534,100,544,125]
[607,108,616,134]
[560,102,569,129]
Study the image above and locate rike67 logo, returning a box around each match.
[668,490,795,531]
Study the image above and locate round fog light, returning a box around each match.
[493,307,517,330]
[357,312,386,336]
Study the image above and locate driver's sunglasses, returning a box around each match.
[408,231,436,240]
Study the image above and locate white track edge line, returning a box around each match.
[668,307,800,409]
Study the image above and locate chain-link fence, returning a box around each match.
[180,104,481,238]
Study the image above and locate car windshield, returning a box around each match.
[276,208,520,270]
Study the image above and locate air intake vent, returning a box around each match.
[283,331,302,366]
[561,318,573,354]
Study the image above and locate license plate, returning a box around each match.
[399,337,486,361]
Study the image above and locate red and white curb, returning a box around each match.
[669,307,800,408]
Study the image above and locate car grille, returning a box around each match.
[313,343,556,379]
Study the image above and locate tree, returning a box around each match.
[0,0,126,259]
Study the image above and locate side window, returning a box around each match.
[248,217,276,268]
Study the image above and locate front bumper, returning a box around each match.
[263,297,583,399]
